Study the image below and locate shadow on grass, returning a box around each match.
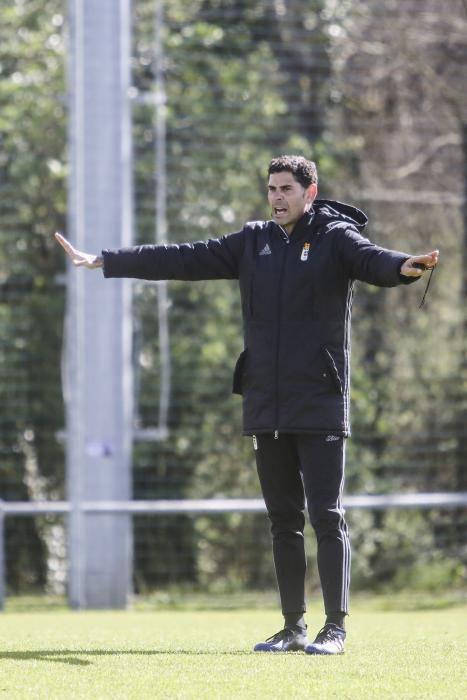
[0,649,253,666]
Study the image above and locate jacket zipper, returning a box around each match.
[274,227,290,438]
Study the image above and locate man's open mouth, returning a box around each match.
[274,207,287,215]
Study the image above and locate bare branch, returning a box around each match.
[392,133,462,180]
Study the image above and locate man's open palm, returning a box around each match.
[54,232,103,268]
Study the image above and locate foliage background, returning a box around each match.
[0,0,465,598]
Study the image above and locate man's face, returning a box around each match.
[267,171,317,234]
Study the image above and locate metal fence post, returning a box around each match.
[0,504,4,610]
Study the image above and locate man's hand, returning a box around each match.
[400,249,439,278]
[54,232,103,269]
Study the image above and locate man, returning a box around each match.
[55,155,438,655]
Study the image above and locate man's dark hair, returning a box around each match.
[268,155,318,188]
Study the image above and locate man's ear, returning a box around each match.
[306,183,317,204]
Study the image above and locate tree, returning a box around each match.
[0,0,67,592]
[331,0,467,587]
[130,0,334,590]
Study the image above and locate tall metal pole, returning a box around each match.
[66,0,133,608]
[154,0,171,440]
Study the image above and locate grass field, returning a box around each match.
[0,602,466,699]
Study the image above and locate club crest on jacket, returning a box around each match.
[300,242,311,261]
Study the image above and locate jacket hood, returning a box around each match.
[313,199,368,232]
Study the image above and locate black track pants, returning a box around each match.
[254,432,350,616]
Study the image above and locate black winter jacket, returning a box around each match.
[102,199,414,437]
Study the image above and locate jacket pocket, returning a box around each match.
[322,347,343,395]
[232,349,248,395]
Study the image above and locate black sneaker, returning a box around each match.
[305,623,346,655]
[254,625,308,652]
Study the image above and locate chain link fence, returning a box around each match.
[0,0,466,603]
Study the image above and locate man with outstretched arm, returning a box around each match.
[56,155,438,655]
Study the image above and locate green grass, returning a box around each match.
[0,604,466,699]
